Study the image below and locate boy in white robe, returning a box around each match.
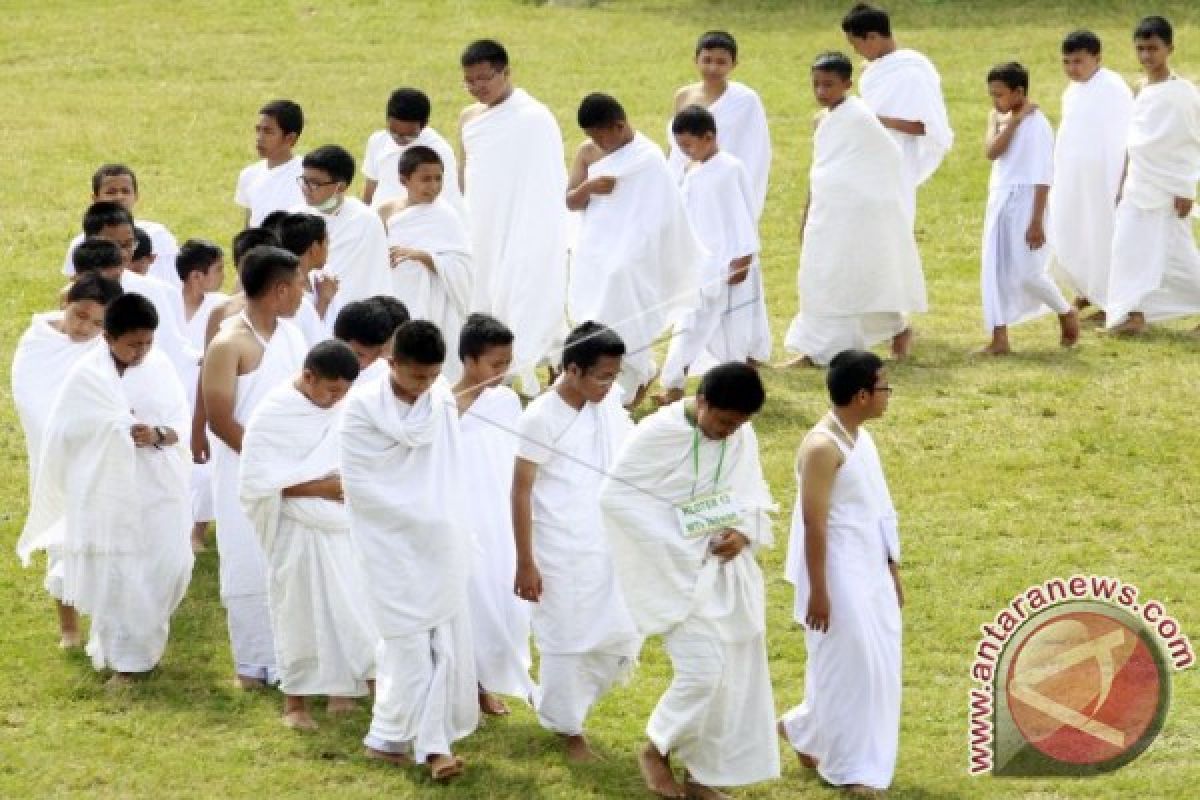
[203,245,310,687]
[334,298,406,382]
[452,314,534,716]
[341,320,477,781]
[660,106,769,405]
[780,349,904,792]
[21,294,193,685]
[362,88,466,220]
[377,146,472,383]
[667,31,772,220]
[567,93,704,407]
[978,62,1079,355]
[602,363,779,800]
[1106,16,1200,335]
[13,273,123,648]
[459,39,569,393]
[130,228,156,276]
[513,321,641,762]
[62,164,180,286]
[1050,31,1134,317]
[240,340,376,731]
[235,100,306,228]
[782,53,926,367]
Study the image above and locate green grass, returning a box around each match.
[2,1,1199,797]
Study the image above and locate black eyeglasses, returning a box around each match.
[870,386,893,394]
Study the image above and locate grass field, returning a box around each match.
[2,1,1198,797]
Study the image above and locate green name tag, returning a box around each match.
[675,491,743,539]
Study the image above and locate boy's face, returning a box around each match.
[388,359,443,402]
[673,130,717,162]
[343,339,385,371]
[812,70,851,108]
[845,32,885,60]
[106,328,154,368]
[585,122,627,154]
[300,371,353,409]
[387,117,424,147]
[463,61,512,106]
[1062,50,1101,82]
[97,223,136,266]
[564,354,621,404]
[866,367,891,419]
[93,174,138,211]
[695,396,752,441]
[307,236,329,269]
[300,167,344,208]
[695,47,736,84]
[464,342,513,388]
[401,162,444,204]
[988,81,1025,113]
[255,113,296,159]
[62,299,107,343]
[129,253,155,275]
[202,258,226,292]
[1135,35,1172,73]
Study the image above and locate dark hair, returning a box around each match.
[826,349,885,406]
[695,30,737,59]
[302,145,355,185]
[133,227,153,261]
[334,300,394,347]
[1134,15,1173,46]
[987,61,1029,92]
[459,313,514,360]
[391,319,446,365]
[697,362,766,413]
[91,164,138,195]
[72,238,124,273]
[232,227,280,267]
[261,210,291,236]
[841,3,891,38]
[175,238,224,282]
[367,295,410,332]
[672,104,718,137]
[813,51,854,81]
[259,99,304,136]
[461,38,508,69]
[577,93,626,129]
[240,245,299,299]
[398,145,444,178]
[277,212,327,257]
[304,339,360,382]
[1062,29,1102,56]
[561,320,625,371]
[82,201,134,237]
[386,88,431,126]
[66,272,124,306]
[104,292,158,337]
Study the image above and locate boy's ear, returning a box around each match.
[284,132,299,148]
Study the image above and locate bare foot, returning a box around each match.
[561,733,600,763]
[1110,312,1146,336]
[428,753,464,782]
[190,522,209,553]
[364,746,413,766]
[326,697,358,715]
[972,343,1011,356]
[234,675,268,691]
[683,774,732,800]
[1059,308,1081,348]
[58,630,82,650]
[1072,295,1090,311]
[1083,309,1107,326]
[637,742,686,798]
[776,720,818,769]
[652,387,685,408]
[478,691,510,716]
[282,710,318,731]
[890,327,914,360]
[776,354,816,369]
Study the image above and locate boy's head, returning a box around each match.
[987,62,1030,113]
[63,272,123,343]
[299,340,359,409]
[72,238,125,281]
[301,145,355,213]
[240,245,304,316]
[82,201,136,266]
[334,299,395,369]
[176,238,225,291]
[232,226,280,270]
[398,146,444,204]
[560,320,624,404]
[461,39,512,106]
[103,292,158,369]
[827,349,889,418]
[1134,16,1173,74]
[277,212,329,269]
[694,362,766,441]
[389,320,445,401]
[386,88,431,147]
[694,30,738,84]
[256,99,304,161]
[671,105,719,162]
[812,52,854,108]
[841,3,892,60]
[1061,30,1103,82]
[577,93,631,153]
[90,164,139,211]
[129,227,155,275]
[458,313,514,387]
[367,295,410,343]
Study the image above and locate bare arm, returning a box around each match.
[456,108,473,193]
[565,142,613,211]
[201,336,244,453]
[1027,184,1049,249]
[984,104,1037,161]
[511,457,542,601]
[800,437,842,632]
[362,179,378,206]
[879,117,927,135]
[283,475,342,502]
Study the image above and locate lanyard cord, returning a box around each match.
[690,425,727,499]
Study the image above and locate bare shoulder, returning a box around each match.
[376,198,402,224]
[576,139,604,166]
[799,430,844,469]
[674,82,704,111]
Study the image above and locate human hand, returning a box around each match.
[313,272,339,304]
[805,587,831,632]
[1016,102,1040,121]
[130,424,158,448]
[389,246,416,267]
[588,176,616,196]
[727,257,751,286]
[191,436,210,464]
[325,476,345,504]
[1025,219,1046,250]
[1175,196,1194,219]
[514,560,543,603]
[709,529,750,562]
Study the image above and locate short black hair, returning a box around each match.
[697,362,766,414]
[813,51,854,81]
[334,300,394,347]
[461,38,508,69]
[695,30,737,60]
[133,227,153,261]
[66,272,124,306]
[175,238,224,282]
[459,313,514,361]
[302,145,355,185]
[391,319,446,365]
[261,210,291,236]
[1062,29,1102,56]
[386,88,431,126]
[672,104,717,137]
[841,3,891,38]
[240,245,299,299]
[104,292,158,337]
[232,227,280,267]
[561,321,625,371]
[304,339,360,382]
[259,99,304,136]
[826,349,885,406]
[367,295,410,332]
[577,93,626,130]
[987,61,1029,92]
[82,201,134,237]
[91,164,138,195]
[277,212,327,257]
[72,238,124,273]
[398,145,443,178]
[1134,15,1173,46]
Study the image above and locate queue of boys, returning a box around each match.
[11,3,1200,797]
